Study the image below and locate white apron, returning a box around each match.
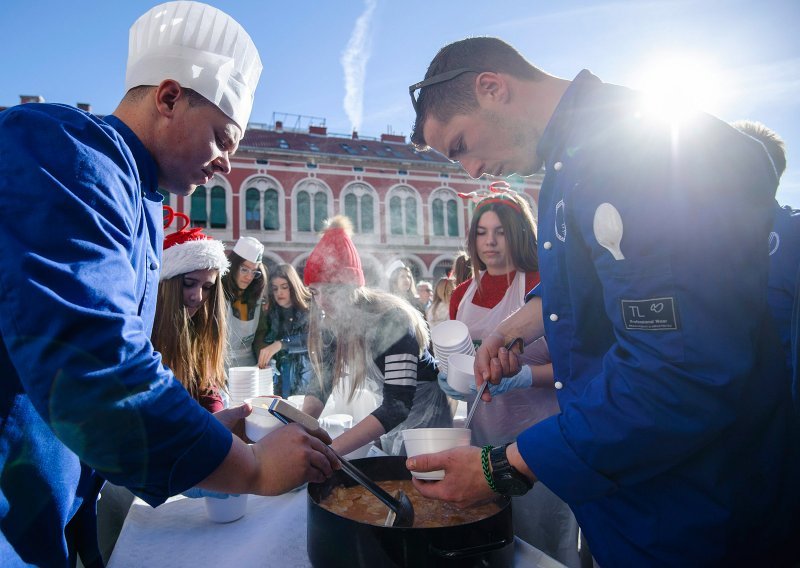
[456,272,581,567]
[226,302,261,369]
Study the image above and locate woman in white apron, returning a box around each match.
[450,190,583,567]
[221,236,267,369]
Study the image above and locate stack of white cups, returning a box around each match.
[228,366,259,405]
[258,367,274,397]
[430,320,476,376]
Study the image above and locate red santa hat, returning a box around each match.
[160,206,229,281]
[303,215,365,287]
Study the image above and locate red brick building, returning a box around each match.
[165,115,543,286]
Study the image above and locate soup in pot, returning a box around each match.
[319,479,501,528]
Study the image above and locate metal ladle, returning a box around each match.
[268,400,415,528]
[464,337,525,430]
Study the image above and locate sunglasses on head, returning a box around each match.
[408,67,482,114]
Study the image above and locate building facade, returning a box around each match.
[164,118,543,286]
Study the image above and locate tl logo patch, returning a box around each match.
[621,297,678,331]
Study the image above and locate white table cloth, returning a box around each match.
[107,488,566,568]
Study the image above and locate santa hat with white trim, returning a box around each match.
[160,206,229,281]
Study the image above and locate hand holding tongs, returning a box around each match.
[464,337,524,429]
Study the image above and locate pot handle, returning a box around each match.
[429,536,514,559]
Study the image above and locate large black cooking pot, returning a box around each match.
[307,456,514,567]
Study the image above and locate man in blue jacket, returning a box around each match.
[732,120,799,378]
[406,37,800,566]
[0,3,337,567]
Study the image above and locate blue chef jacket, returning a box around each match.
[768,203,800,372]
[519,71,800,566]
[0,104,233,567]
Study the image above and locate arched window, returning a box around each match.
[245,188,260,230]
[210,186,226,228]
[341,183,377,234]
[295,181,330,233]
[263,188,279,230]
[387,186,420,237]
[190,186,207,227]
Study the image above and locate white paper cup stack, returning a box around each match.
[228,366,259,405]
[430,320,475,375]
[258,367,274,397]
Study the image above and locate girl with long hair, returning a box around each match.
[301,216,451,456]
[426,276,455,329]
[253,263,313,397]
[152,208,230,412]
[447,188,572,557]
[221,236,268,368]
[387,262,425,314]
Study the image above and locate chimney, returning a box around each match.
[309,125,327,136]
[275,120,283,132]
[352,130,359,139]
[20,95,45,104]
[77,102,92,113]
[381,133,406,144]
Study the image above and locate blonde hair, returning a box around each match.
[307,287,429,401]
[430,276,455,314]
[152,275,228,401]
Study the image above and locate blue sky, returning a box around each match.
[3,0,798,205]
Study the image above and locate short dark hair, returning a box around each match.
[410,37,544,149]
[732,120,787,180]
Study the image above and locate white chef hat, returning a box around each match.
[233,236,264,264]
[125,1,262,130]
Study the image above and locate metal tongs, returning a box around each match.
[268,398,415,528]
[464,337,524,429]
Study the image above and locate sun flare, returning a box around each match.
[632,53,727,121]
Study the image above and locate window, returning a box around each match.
[341,183,377,234]
[246,188,260,230]
[387,186,419,237]
[210,186,226,228]
[313,192,327,232]
[277,139,289,149]
[244,182,280,232]
[297,191,311,232]
[431,189,461,238]
[190,186,207,227]
[263,189,279,230]
[295,181,330,233]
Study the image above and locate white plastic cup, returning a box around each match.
[320,413,353,439]
[204,494,248,523]
[287,395,305,409]
[446,353,476,395]
[401,427,472,480]
[244,396,283,442]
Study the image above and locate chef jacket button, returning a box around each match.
[549,313,559,322]
[554,381,563,390]
[543,241,552,250]
[553,161,563,171]
[150,261,158,270]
